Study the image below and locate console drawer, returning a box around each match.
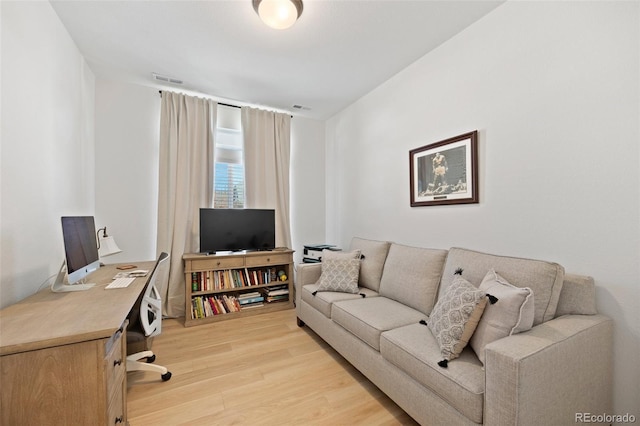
[245,253,291,267]
[193,256,245,271]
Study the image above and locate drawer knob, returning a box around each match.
[114,359,122,367]
[115,415,124,424]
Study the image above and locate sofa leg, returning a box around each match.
[297,317,305,327]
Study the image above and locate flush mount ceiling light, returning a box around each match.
[253,0,303,30]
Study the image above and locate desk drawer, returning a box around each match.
[106,381,126,426]
[245,253,291,267]
[105,327,125,398]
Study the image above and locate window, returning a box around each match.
[214,106,244,208]
[214,159,244,208]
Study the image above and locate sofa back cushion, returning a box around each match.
[554,273,597,316]
[379,243,448,315]
[440,247,565,325]
[349,237,391,292]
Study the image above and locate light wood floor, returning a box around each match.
[127,308,419,426]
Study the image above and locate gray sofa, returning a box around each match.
[295,238,613,426]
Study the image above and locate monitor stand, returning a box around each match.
[50,261,95,292]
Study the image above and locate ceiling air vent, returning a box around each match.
[292,104,311,111]
[152,73,183,85]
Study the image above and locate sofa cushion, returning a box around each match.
[349,237,391,292]
[470,269,535,364]
[381,323,484,424]
[315,249,362,294]
[554,273,598,316]
[301,284,379,318]
[427,275,488,365]
[441,247,565,325]
[378,244,448,315]
[331,297,426,351]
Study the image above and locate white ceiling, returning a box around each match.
[51,0,503,120]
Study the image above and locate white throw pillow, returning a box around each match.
[470,269,535,364]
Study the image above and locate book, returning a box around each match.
[215,297,227,314]
[207,297,218,315]
[241,302,264,309]
[265,284,288,292]
[265,295,288,303]
[239,296,264,305]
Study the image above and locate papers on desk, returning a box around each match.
[112,270,149,279]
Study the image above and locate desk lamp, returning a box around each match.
[97,227,122,261]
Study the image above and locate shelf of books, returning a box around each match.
[183,249,294,326]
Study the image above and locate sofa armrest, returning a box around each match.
[295,263,322,306]
[484,314,613,426]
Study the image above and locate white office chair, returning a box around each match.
[126,252,172,381]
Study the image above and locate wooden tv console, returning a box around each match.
[183,249,294,327]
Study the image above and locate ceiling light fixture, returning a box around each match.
[253,0,303,30]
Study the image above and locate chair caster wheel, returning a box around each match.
[146,354,156,363]
[161,371,172,381]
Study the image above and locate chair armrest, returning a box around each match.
[295,263,322,306]
[484,314,613,426]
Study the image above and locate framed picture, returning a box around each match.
[410,130,478,207]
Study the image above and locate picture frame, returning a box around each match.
[410,130,478,207]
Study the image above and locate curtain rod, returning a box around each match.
[158,90,239,109]
[158,90,293,117]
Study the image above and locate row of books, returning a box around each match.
[191,295,240,319]
[191,267,278,292]
[190,286,289,319]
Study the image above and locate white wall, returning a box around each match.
[94,79,160,264]
[326,1,639,418]
[291,116,326,263]
[0,2,95,308]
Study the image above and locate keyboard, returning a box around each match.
[105,277,135,289]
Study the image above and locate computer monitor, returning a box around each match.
[51,216,101,292]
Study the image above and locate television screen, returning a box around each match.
[200,208,275,253]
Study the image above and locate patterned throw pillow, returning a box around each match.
[315,249,362,294]
[427,276,488,367]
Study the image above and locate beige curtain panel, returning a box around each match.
[241,106,292,249]
[157,92,217,317]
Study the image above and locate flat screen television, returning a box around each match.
[51,216,101,292]
[200,208,275,254]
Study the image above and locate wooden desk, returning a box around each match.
[0,262,153,426]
